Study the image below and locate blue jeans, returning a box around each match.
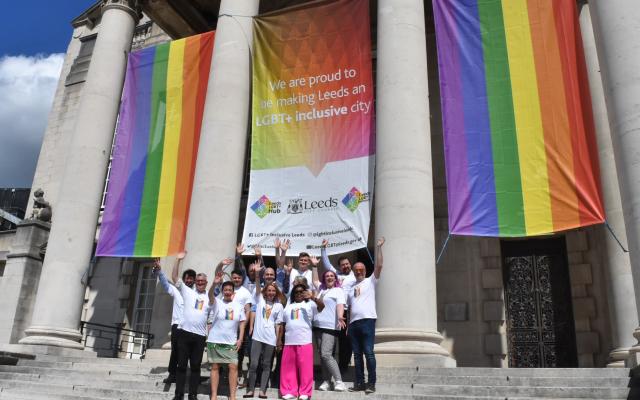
[349,318,376,385]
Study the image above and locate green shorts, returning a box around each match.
[207,342,238,364]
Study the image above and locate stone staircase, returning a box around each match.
[0,351,637,400]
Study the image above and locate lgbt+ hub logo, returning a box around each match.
[251,195,281,218]
[342,187,369,212]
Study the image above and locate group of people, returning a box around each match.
[154,236,385,400]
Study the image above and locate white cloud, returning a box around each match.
[0,53,64,187]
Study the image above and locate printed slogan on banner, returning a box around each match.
[242,0,375,255]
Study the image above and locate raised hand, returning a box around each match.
[253,245,262,257]
[377,237,385,247]
[274,238,281,249]
[222,257,234,266]
[249,260,261,273]
[281,239,291,252]
[321,239,329,248]
[310,256,320,267]
[176,251,186,260]
[285,257,294,274]
[153,258,161,272]
[214,270,224,285]
[236,243,245,255]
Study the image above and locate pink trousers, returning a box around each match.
[280,344,314,397]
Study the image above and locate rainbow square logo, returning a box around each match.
[225,308,234,320]
[251,195,272,218]
[342,187,363,212]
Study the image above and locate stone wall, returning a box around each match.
[566,226,614,367]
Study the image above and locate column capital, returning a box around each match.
[101,0,142,21]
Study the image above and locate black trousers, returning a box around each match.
[168,324,180,376]
[338,310,352,371]
[175,330,206,396]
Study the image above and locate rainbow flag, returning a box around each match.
[96,31,215,257]
[433,0,604,237]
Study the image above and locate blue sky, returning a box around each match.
[0,2,95,56]
[0,1,95,188]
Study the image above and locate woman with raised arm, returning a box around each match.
[277,283,325,400]
[244,261,286,399]
[311,256,347,391]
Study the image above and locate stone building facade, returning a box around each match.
[1,0,640,369]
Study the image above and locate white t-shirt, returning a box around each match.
[207,299,246,345]
[289,268,313,291]
[158,270,183,326]
[347,275,378,323]
[278,300,318,345]
[252,294,284,346]
[320,248,357,306]
[177,281,209,336]
[313,287,346,330]
[233,285,253,308]
[337,272,357,299]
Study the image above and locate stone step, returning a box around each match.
[0,376,631,400]
[1,364,631,389]
[0,386,626,400]
[0,369,629,394]
[15,358,634,379]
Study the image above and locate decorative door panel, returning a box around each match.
[502,238,577,367]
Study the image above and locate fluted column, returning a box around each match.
[374,0,455,366]
[182,0,259,275]
[20,0,139,348]
[578,2,638,368]
[588,0,640,366]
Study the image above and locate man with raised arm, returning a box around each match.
[347,237,385,394]
[152,253,195,384]
[171,256,232,400]
[277,239,313,294]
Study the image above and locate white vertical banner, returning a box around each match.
[242,0,375,256]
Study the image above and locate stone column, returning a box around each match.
[183,0,259,275]
[588,0,640,366]
[578,2,638,368]
[19,0,139,349]
[374,0,455,366]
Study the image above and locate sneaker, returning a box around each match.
[163,374,176,384]
[348,384,366,392]
[282,394,296,400]
[365,383,376,394]
[318,380,331,391]
[334,381,347,392]
[299,396,309,400]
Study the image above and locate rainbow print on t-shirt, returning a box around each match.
[194,299,204,310]
[354,287,361,298]
[290,308,301,320]
[225,308,234,320]
[263,305,272,320]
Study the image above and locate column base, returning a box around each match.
[19,326,84,350]
[607,347,630,367]
[375,328,456,367]
[627,328,640,368]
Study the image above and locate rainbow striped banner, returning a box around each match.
[96,31,215,257]
[433,0,604,237]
